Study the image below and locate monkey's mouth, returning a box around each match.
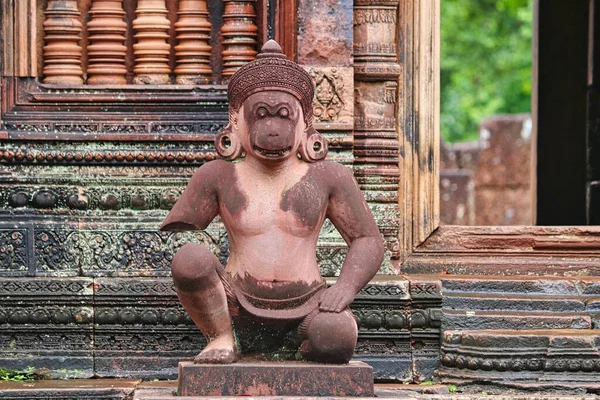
[253,145,292,158]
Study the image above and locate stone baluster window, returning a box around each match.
[40,0,259,85]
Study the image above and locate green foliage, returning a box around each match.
[448,384,457,393]
[0,367,48,381]
[441,0,532,142]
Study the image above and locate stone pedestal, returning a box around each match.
[177,361,374,397]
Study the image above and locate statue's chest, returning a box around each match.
[220,178,327,235]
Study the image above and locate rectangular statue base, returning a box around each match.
[177,360,374,397]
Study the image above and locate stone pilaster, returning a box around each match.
[353,0,401,264]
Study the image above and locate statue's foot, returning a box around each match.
[194,335,239,364]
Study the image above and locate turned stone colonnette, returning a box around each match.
[161,40,385,365]
[42,0,258,84]
[42,0,85,84]
[87,0,128,84]
[174,0,213,84]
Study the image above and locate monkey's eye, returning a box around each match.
[257,107,268,118]
[278,107,289,118]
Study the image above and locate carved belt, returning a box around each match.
[233,281,326,321]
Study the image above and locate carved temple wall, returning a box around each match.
[0,0,439,381]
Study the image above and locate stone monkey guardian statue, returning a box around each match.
[161,40,384,364]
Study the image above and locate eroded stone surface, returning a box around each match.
[297,0,353,66]
[439,329,600,390]
[177,360,374,397]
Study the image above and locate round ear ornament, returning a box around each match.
[215,125,243,160]
[299,128,328,162]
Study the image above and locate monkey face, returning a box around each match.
[240,92,305,161]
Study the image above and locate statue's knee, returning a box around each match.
[171,243,219,291]
[305,310,358,364]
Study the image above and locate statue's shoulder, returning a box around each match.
[309,160,354,179]
[187,159,235,191]
[192,159,234,178]
[308,160,357,192]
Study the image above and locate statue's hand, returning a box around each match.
[318,283,356,313]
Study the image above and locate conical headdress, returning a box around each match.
[217,40,327,162]
[227,40,315,128]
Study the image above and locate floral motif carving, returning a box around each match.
[78,228,227,276]
[353,9,397,25]
[94,331,205,351]
[310,69,345,122]
[0,230,28,273]
[0,279,88,295]
[316,247,348,277]
[35,230,79,273]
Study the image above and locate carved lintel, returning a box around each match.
[42,0,84,85]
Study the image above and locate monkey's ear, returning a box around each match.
[215,124,243,160]
[298,127,328,162]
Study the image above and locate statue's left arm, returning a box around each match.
[159,160,223,231]
[321,162,385,313]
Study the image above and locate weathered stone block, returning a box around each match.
[475,187,533,225]
[356,355,412,383]
[409,279,442,301]
[442,276,583,296]
[0,277,94,377]
[443,310,592,330]
[444,295,587,313]
[297,0,353,66]
[177,361,374,397]
[440,170,475,225]
[477,114,533,188]
[0,379,139,399]
[438,329,600,390]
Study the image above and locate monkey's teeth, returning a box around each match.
[253,146,292,157]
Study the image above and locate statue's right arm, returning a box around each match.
[159,160,223,231]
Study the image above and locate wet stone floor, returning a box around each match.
[1,379,600,400]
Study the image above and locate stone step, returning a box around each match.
[0,379,140,399]
[443,294,589,312]
[443,310,592,330]
[441,276,600,296]
[438,329,600,391]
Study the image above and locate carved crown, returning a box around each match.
[228,40,315,127]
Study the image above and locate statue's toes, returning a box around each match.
[194,348,238,364]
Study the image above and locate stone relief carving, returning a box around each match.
[310,68,345,122]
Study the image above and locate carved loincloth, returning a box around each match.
[215,266,326,322]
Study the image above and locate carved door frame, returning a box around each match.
[400,0,600,275]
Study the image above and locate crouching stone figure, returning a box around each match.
[160,40,385,365]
